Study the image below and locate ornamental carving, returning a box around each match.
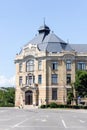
[63,54,75,62]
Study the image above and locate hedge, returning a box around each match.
[40,102,87,109]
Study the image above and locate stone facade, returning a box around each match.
[15,24,87,107]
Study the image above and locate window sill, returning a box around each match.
[52,99,57,100]
[66,69,71,71]
[67,83,71,85]
[52,69,58,71]
[26,70,34,72]
[51,84,58,85]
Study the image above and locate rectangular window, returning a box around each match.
[78,62,86,70]
[26,76,34,85]
[52,62,58,70]
[66,74,71,84]
[52,88,57,100]
[29,76,33,85]
[66,60,71,70]
[51,74,58,84]
[38,75,42,84]
[33,76,35,84]
[19,63,22,72]
[38,60,42,70]
[19,76,22,86]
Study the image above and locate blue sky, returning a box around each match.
[0,0,87,86]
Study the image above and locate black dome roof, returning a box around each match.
[38,24,50,34]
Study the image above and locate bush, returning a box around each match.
[57,104,66,108]
[0,103,14,107]
[71,105,80,109]
[83,106,87,109]
[50,102,58,108]
[40,105,46,108]
[40,102,87,109]
[46,104,50,108]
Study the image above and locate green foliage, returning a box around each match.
[67,91,74,104]
[75,70,87,97]
[57,104,67,108]
[40,105,46,108]
[40,103,87,109]
[0,87,15,107]
[49,102,58,108]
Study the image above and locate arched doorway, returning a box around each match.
[25,90,33,105]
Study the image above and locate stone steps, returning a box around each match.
[24,105,38,109]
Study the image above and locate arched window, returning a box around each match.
[26,60,34,72]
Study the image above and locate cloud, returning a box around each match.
[0,75,15,87]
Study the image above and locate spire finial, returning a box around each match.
[43,17,45,26]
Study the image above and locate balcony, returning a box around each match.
[20,83,38,91]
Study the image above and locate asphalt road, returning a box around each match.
[0,108,87,130]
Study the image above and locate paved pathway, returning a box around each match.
[0,108,87,130]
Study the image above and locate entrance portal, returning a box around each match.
[25,90,33,105]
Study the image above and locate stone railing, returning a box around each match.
[21,83,38,91]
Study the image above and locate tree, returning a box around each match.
[0,87,15,107]
[67,83,74,104]
[5,87,15,105]
[75,70,87,98]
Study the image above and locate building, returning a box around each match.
[15,24,87,107]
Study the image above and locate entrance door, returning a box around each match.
[25,90,33,105]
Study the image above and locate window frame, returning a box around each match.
[66,60,71,71]
[38,60,42,70]
[38,75,42,84]
[77,62,86,70]
[26,75,35,85]
[51,74,58,85]
[52,88,57,100]
[19,76,22,86]
[19,63,22,72]
[26,60,34,72]
[52,61,58,70]
[66,74,71,85]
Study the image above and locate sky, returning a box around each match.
[0,0,87,87]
